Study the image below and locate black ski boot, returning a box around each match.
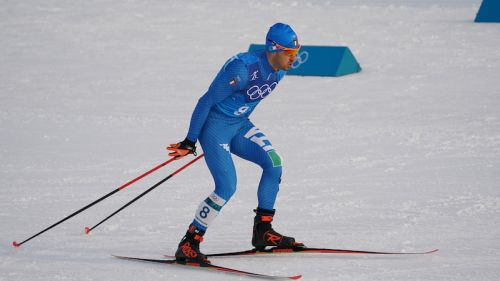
[252,208,305,250]
[175,224,210,264]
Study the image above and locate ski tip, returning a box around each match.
[84,227,91,235]
[12,241,21,248]
[290,275,303,280]
[428,248,439,254]
[112,255,131,260]
[112,254,126,260]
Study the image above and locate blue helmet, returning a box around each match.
[265,23,300,52]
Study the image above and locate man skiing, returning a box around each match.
[167,23,304,263]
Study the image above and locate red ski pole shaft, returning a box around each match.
[85,154,204,234]
[12,157,177,248]
[117,157,177,191]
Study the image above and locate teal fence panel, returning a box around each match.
[248,44,361,77]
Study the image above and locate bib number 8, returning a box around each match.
[199,206,210,218]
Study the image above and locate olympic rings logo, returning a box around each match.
[292,51,309,69]
[246,82,277,100]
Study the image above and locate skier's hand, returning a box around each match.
[167,138,197,159]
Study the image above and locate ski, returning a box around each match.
[174,246,439,258]
[113,255,302,280]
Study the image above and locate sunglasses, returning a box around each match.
[272,41,301,56]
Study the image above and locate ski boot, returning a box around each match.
[252,208,305,250]
[175,224,210,264]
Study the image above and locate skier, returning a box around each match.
[167,23,304,263]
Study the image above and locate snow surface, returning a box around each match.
[1,0,499,280]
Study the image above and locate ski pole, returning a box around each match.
[12,157,177,248]
[84,153,204,234]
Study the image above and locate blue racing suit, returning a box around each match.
[185,50,286,231]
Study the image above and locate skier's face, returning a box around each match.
[267,51,298,71]
[271,40,300,71]
[276,51,297,71]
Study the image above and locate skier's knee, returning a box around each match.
[214,180,237,201]
[264,165,282,183]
